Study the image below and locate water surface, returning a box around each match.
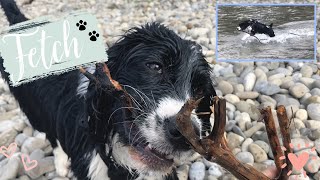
[217,6,315,61]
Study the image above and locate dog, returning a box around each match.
[0,0,216,179]
[237,19,275,37]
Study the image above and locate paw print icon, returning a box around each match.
[89,31,99,41]
[76,20,87,31]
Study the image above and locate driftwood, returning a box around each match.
[79,64,293,180]
[175,97,295,180]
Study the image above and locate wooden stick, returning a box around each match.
[277,105,292,179]
[176,97,270,180]
[260,107,284,176]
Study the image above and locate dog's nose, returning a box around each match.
[164,116,200,151]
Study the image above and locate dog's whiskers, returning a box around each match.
[128,113,148,145]
[122,84,157,109]
[107,107,143,125]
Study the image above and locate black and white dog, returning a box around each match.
[237,19,275,37]
[0,0,216,179]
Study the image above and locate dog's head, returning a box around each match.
[88,22,216,176]
[264,23,275,37]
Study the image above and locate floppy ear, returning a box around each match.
[269,23,273,28]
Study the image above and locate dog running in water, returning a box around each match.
[237,19,275,37]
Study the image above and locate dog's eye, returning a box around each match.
[146,63,163,74]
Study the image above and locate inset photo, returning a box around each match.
[216,4,317,62]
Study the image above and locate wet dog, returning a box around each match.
[237,19,275,37]
[0,0,216,179]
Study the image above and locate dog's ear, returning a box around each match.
[269,23,273,28]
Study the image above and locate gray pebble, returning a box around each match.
[217,80,233,95]
[208,163,222,178]
[235,152,254,164]
[254,140,270,154]
[289,83,310,98]
[232,126,246,138]
[244,122,265,138]
[235,91,259,99]
[248,143,268,163]
[227,132,244,150]
[241,138,253,152]
[307,103,320,120]
[189,162,205,180]
[225,120,236,132]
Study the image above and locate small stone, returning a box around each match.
[0,154,20,179]
[245,121,253,130]
[225,120,236,132]
[254,81,281,95]
[304,156,320,173]
[254,140,270,154]
[248,143,268,163]
[289,83,309,98]
[309,129,320,140]
[30,149,45,161]
[291,138,314,152]
[176,164,189,180]
[232,126,246,138]
[208,163,222,177]
[217,80,233,95]
[305,120,320,129]
[227,132,244,150]
[0,128,18,147]
[241,138,253,152]
[244,122,265,138]
[258,95,277,106]
[235,112,251,131]
[23,126,34,137]
[233,84,244,93]
[300,65,313,78]
[232,148,241,155]
[300,77,315,89]
[307,103,320,120]
[189,162,205,180]
[235,101,260,121]
[289,118,305,131]
[15,133,28,147]
[295,109,308,121]
[21,137,48,154]
[26,156,55,179]
[243,72,256,91]
[235,152,254,164]
[235,92,259,99]
[224,94,240,104]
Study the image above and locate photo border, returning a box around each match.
[215,3,317,62]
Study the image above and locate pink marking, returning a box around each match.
[281,163,287,168]
[297,144,301,149]
[290,143,293,149]
[312,156,317,160]
[281,146,287,151]
[311,147,316,152]
[287,170,292,176]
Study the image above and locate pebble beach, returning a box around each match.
[0,0,320,180]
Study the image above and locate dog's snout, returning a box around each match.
[164,116,199,151]
[166,118,183,139]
